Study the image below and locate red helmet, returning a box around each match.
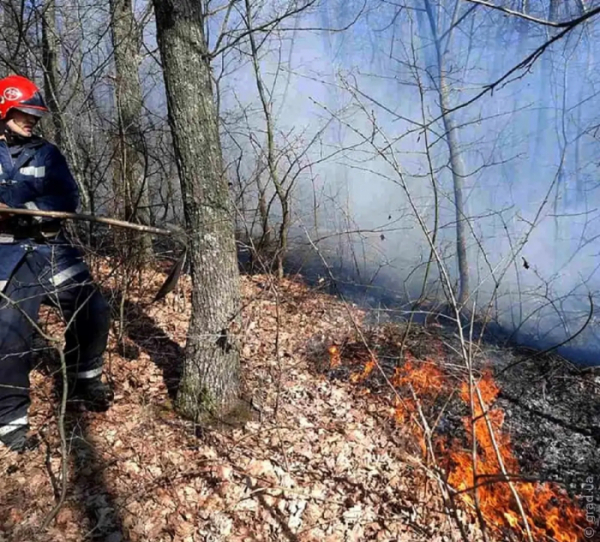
[0,75,48,120]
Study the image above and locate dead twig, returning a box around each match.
[473,381,534,542]
[498,293,594,376]
[0,207,172,236]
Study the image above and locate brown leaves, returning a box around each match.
[0,267,466,542]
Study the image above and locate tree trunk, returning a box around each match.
[41,0,62,146]
[531,0,560,182]
[424,0,470,307]
[254,172,272,271]
[152,0,241,419]
[110,0,153,258]
[41,0,91,217]
[438,73,469,307]
[245,0,290,279]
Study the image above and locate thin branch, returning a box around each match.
[473,382,534,542]
[463,0,598,28]
[444,5,600,117]
[0,208,172,236]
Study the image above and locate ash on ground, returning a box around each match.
[316,317,600,497]
[486,344,600,488]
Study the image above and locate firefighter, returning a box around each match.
[0,75,113,452]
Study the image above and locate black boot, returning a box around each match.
[0,425,38,453]
[65,377,114,412]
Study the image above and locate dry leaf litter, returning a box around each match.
[1,262,589,542]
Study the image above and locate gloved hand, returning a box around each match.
[0,202,13,222]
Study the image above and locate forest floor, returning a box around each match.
[0,263,597,542]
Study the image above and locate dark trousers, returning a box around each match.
[0,252,110,433]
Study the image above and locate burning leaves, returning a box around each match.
[447,372,585,541]
[350,359,376,383]
[328,344,341,368]
[331,330,588,542]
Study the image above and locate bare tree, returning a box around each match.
[244,0,291,279]
[421,0,471,307]
[109,0,153,258]
[41,0,62,145]
[152,0,242,418]
[0,0,30,76]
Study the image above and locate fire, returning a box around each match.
[338,341,586,541]
[391,356,445,395]
[446,371,585,541]
[504,512,519,527]
[389,358,446,457]
[350,359,376,383]
[328,345,341,368]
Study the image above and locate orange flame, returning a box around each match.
[329,340,586,540]
[350,359,376,383]
[392,358,445,395]
[328,345,341,368]
[446,372,585,540]
[393,360,585,540]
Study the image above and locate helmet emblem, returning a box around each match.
[4,88,21,101]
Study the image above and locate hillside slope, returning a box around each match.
[0,270,468,542]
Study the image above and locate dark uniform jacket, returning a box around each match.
[0,136,89,292]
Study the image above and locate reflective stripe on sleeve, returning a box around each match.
[0,415,28,437]
[24,201,43,222]
[0,280,7,292]
[19,166,45,178]
[0,234,14,243]
[77,367,103,379]
[50,262,88,286]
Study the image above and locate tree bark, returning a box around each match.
[41,0,91,215]
[41,0,62,146]
[110,0,153,258]
[424,0,470,307]
[152,0,241,419]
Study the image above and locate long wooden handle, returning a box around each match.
[0,207,172,236]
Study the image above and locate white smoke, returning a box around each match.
[214,0,600,363]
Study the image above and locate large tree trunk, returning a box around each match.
[152,0,241,419]
[110,0,153,258]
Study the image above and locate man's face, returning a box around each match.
[6,110,40,138]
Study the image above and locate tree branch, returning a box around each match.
[0,208,172,236]
[463,0,598,28]
[443,4,600,117]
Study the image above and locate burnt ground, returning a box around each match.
[311,316,600,540]
[490,346,600,492]
[359,302,600,495]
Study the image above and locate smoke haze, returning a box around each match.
[213,0,600,365]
